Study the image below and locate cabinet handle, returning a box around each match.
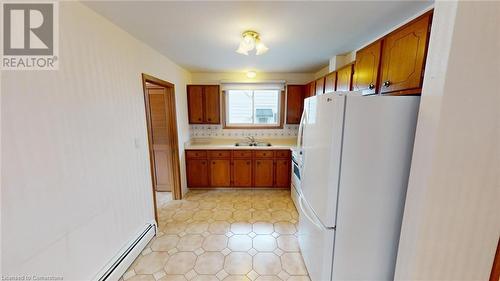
[246,161,250,165]
[198,118,202,121]
[208,118,212,121]
[368,83,375,90]
[383,81,391,87]
[212,161,216,164]
[257,161,260,165]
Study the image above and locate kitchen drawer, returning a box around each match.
[208,150,231,159]
[232,150,253,158]
[275,150,291,159]
[186,150,207,159]
[254,150,274,158]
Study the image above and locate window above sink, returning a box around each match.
[222,82,285,129]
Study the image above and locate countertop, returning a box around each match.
[184,137,297,150]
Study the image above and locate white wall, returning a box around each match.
[191,72,314,85]
[1,2,191,279]
[395,1,500,280]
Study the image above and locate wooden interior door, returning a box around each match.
[491,237,500,281]
[187,85,204,123]
[146,85,175,192]
[353,40,382,95]
[232,159,253,187]
[254,159,274,187]
[210,159,231,186]
[203,85,220,124]
[379,14,430,94]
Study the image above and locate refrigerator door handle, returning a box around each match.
[297,111,306,150]
[297,110,307,168]
[298,195,335,230]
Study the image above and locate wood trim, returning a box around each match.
[222,90,285,129]
[141,73,183,223]
[491,237,500,281]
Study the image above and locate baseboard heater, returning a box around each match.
[97,223,156,281]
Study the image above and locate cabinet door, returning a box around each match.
[324,72,337,94]
[315,77,325,95]
[254,159,274,187]
[336,64,354,91]
[379,14,430,94]
[187,85,204,124]
[305,81,316,98]
[233,159,253,187]
[204,85,220,124]
[353,40,382,95]
[275,159,291,188]
[286,85,305,124]
[186,159,209,187]
[210,159,231,187]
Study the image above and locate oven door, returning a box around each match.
[292,158,302,195]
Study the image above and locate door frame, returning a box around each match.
[141,73,182,221]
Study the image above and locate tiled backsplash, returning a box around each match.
[189,125,299,138]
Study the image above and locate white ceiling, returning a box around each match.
[84,1,433,73]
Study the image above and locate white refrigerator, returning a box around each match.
[296,92,420,281]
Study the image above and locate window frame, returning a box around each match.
[222,89,285,129]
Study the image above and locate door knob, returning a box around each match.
[383,81,391,87]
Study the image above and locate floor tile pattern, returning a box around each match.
[121,189,310,281]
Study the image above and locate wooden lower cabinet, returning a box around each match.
[254,159,275,187]
[232,159,253,187]
[210,159,231,186]
[186,159,209,187]
[275,159,291,187]
[185,149,291,188]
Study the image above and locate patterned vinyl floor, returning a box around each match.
[121,189,310,281]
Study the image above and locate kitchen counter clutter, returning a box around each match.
[184,137,296,188]
[184,137,297,150]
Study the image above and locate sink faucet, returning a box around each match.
[245,136,256,144]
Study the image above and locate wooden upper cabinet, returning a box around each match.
[353,40,382,95]
[305,81,316,98]
[187,85,204,124]
[315,77,325,95]
[336,64,354,91]
[286,85,305,124]
[379,13,431,95]
[187,85,220,124]
[204,85,220,124]
[324,72,337,94]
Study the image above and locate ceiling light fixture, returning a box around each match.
[246,71,257,78]
[236,30,268,56]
